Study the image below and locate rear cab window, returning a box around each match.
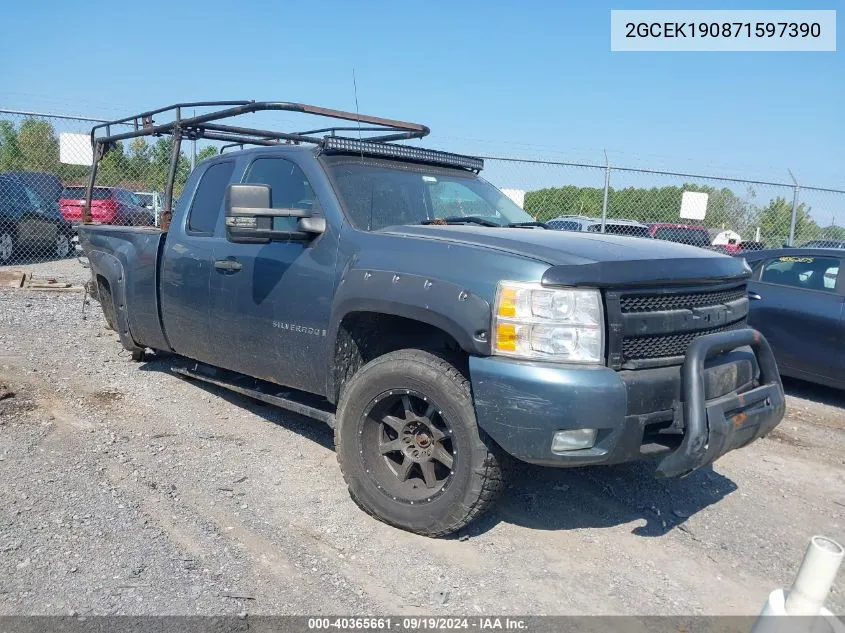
[760,255,840,292]
[187,161,236,234]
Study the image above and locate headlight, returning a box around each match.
[492,281,604,363]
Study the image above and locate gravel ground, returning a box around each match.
[0,258,844,616]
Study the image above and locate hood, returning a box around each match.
[380,225,751,287]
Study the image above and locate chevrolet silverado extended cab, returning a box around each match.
[77,102,785,537]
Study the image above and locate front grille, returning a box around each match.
[611,283,749,366]
[622,320,746,361]
[620,286,747,313]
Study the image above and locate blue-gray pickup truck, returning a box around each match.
[77,102,785,537]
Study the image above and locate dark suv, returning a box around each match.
[0,175,76,263]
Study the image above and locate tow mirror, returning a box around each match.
[224,183,325,243]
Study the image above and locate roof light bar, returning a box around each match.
[321,137,484,172]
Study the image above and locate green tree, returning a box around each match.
[0,120,23,170]
[524,181,752,230]
[524,185,603,219]
[150,138,191,195]
[756,196,819,245]
[818,224,845,241]
[98,141,129,186]
[196,145,218,164]
[127,137,152,180]
[16,118,59,171]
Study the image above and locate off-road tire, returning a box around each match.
[335,349,503,537]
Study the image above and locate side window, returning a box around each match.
[760,256,840,292]
[242,157,319,232]
[188,161,236,234]
[0,181,14,212]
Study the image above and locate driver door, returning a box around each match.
[208,155,338,394]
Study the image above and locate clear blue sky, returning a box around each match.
[0,0,842,189]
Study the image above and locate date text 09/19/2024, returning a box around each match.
[307,617,528,630]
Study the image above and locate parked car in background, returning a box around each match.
[546,215,593,231]
[134,191,165,226]
[547,215,651,238]
[60,186,154,226]
[0,175,75,263]
[708,228,742,254]
[743,248,844,389]
[800,239,845,249]
[648,223,713,249]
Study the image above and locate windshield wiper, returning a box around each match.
[507,221,549,229]
[421,216,501,227]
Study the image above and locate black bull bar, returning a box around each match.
[656,328,786,478]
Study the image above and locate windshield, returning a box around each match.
[654,227,711,247]
[136,193,153,207]
[325,160,534,231]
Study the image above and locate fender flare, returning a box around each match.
[325,268,492,399]
[87,249,143,353]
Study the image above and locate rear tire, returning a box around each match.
[97,279,118,331]
[335,349,503,537]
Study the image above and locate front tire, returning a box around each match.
[335,349,503,537]
[0,230,15,264]
[55,233,71,259]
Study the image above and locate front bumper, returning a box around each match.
[469,328,785,477]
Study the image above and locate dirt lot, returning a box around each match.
[1,259,844,616]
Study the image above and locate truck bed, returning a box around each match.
[77,224,169,353]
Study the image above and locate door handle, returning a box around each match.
[748,291,762,300]
[214,259,243,273]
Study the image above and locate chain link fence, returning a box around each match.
[1,107,843,265]
[0,109,208,265]
[482,157,845,252]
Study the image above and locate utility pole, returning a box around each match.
[190,108,197,170]
[601,150,610,233]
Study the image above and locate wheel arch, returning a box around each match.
[87,249,143,354]
[325,269,492,404]
[328,308,473,405]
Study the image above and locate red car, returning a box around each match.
[59,186,153,226]
[648,222,714,249]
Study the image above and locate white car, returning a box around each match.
[134,191,165,226]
